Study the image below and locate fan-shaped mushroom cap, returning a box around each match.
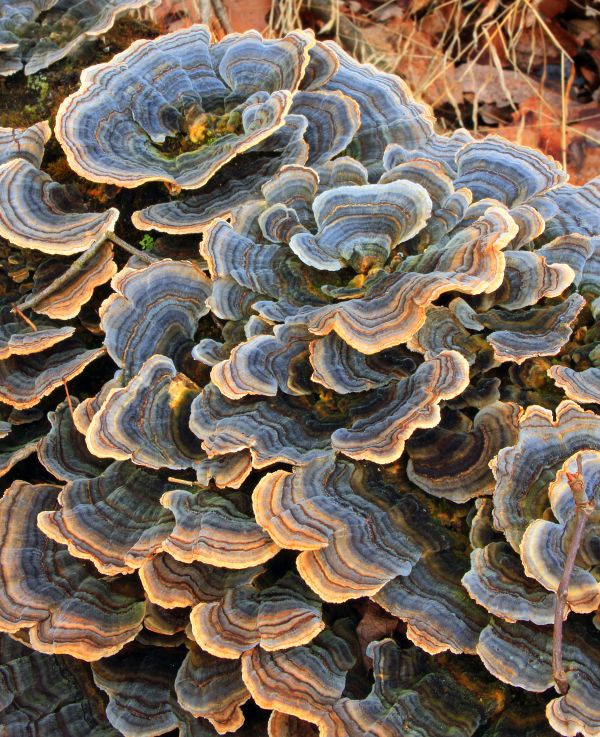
[161,486,280,569]
[0,311,74,359]
[491,400,600,550]
[537,234,595,288]
[328,639,484,737]
[38,397,109,481]
[288,180,431,272]
[211,323,312,400]
[406,402,520,502]
[86,355,203,470]
[384,129,474,176]
[406,305,484,365]
[56,25,313,189]
[0,0,160,77]
[373,549,487,655]
[536,177,600,241]
[38,461,175,575]
[462,542,555,625]
[296,208,515,354]
[310,333,414,393]
[191,571,324,658]
[0,481,144,660]
[140,552,263,610]
[322,42,434,172]
[30,242,117,320]
[0,120,50,166]
[0,340,104,409]
[241,629,355,734]
[489,251,574,310]
[455,136,566,206]
[190,383,334,468]
[100,260,210,378]
[0,634,120,737]
[331,350,470,464]
[195,450,253,489]
[477,619,600,737]
[548,365,600,404]
[131,114,309,235]
[520,450,600,613]
[174,641,250,734]
[290,89,360,167]
[479,293,585,364]
[92,647,214,737]
[252,457,446,602]
[0,158,119,254]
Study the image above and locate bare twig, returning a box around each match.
[13,232,155,316]
[106,232,157,264]
[199,0,211,24]
[14,238,108,314]
[211,0,233,34]
[63,380,74,419]
[12,304,37,330]
[167,476,202,487]
[552,454,594,694]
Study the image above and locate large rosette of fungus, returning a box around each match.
[5,20,600,737]
[55,24,434,234]
[56,25,319,189]
[0,0,160,76]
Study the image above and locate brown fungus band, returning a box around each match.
[2,17,600,737]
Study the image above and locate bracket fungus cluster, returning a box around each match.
[2,18,600,737]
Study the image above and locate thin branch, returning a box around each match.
[14,237,108,314]
[199,0,211,24]
[211,0,233,34]
[12,304,37,330]
[106,232,157,264]
[552,454,594,694]
[63,380,74,419]
[14,232,156,315]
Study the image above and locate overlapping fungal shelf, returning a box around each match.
[1,20,600,737]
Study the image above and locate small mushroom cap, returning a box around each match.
[0,481,144,660]
[0,121,50,167]
[190,571,324,658]
[253,457,446,602]
[38,461,175,576]
[289,180,431,272]
[31,242,117,320]
[100,259,211,377]
[548,365,600,405]
[160,486,280,569]
[241,629,355,733]
[86,355,203,471]
[0,340,104,409]
[374,549,488,655]
[406,402,520,503]
[462,542,555,625]
[455,135,567,206]
[331,350,470,464]
[0,158,119,255]
[174,641,250,733]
